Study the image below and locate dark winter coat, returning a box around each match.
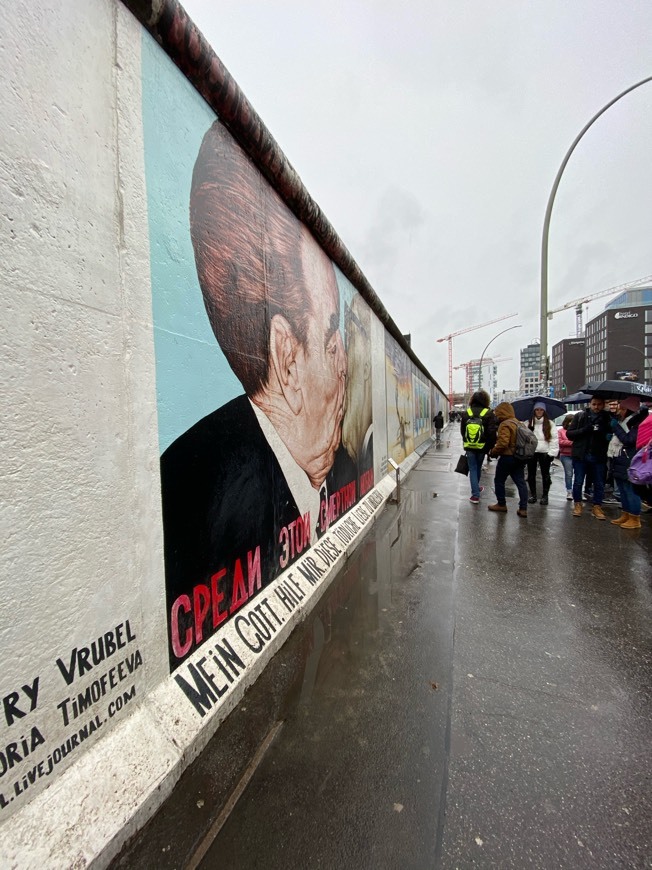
[566,408,611,461]
[460,403,497,453]
[610,409,649,481]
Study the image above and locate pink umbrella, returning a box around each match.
[619,395,642,413]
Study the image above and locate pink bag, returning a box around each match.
[628,440,652,486]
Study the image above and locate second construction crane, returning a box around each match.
[437,313,518,406]
[548,275,652,337]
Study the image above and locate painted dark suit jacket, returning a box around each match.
[160,394,355,667]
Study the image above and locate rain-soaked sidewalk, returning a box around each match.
[116,428,652,869]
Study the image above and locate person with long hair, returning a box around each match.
[558,414,575,501]
[608,399,649,530]
[526,402,559,505]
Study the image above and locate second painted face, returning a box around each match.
[294,234,346,486]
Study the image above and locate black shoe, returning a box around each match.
[540,496,548,505]
[527,496,537,504]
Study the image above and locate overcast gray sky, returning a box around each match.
[180,0,652,393]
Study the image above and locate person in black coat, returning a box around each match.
[567,396,612,518]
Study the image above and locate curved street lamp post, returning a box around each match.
[540,76,652,393]
[478,324,522,390]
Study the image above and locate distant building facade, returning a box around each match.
[586,290,652,384]
[464,359,498,403]
[551,338,585,398]
[519,341,542,395]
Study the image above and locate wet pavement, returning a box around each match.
[115,428,652,869]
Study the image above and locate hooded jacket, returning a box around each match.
[490,402,518,457]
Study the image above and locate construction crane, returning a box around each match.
[454,357,512,395]
[547,275,652,337]
[437,313,518,407]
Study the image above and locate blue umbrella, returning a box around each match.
[510,395,568,422]
[563,391,592,404]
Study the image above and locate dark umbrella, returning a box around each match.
[563,391,592,404]
[510,395,568,421]
[584,379,652,400]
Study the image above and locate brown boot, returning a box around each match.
[488,503,508,513]
[620,515,642,529]
[611,512,630,526]
[591,505,607,521]
[572,502,583,517]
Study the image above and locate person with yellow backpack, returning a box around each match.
[460,390,497,504]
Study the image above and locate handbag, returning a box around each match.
[627,440,652,486]
[454,454,469,476]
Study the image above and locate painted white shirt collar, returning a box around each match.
[250,399,322,543]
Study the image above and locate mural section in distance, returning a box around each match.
[143,51,373,669]
[385,334,415,463]
[412,367,432,447]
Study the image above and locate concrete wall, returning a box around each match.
[0,0,446,865]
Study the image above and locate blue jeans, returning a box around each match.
[494,456,528,509]
[560,455,573,491]
[466,450,484,498]
[619,479,641,516]
[572,456,606,505]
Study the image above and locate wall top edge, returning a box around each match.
[120,0,444,392]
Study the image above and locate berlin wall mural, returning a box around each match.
[385,333,415,463]
[413,369,432,444]
[143,43,373,669]
[0,4,446,846]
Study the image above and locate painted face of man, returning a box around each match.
[294,234,347,487]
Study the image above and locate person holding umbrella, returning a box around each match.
[526,402,559,505]
[567,397,612,520]
[608,398,649,529]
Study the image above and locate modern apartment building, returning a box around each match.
[551,338,586,397]
[519,341,542,395]
[585,288,652,384]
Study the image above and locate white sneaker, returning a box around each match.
[566,491,573,500]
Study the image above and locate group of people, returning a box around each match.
[460,390,650,526]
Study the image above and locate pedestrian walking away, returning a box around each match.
[567,396,611,520]
[558,414,575,501]
[487,402,529,516]
[433,410,444,446]
[526,402,559,505]
[608,399,649,529]
[460,390,497,504]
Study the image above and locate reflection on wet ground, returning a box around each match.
[116,430,652,870]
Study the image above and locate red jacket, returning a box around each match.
[558,427,572,457]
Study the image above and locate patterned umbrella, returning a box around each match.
[584,379,652,401]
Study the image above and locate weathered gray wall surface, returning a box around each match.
[0,1,446,865]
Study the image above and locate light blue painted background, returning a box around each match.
[141,31,240,454]
[141,32,352,455]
